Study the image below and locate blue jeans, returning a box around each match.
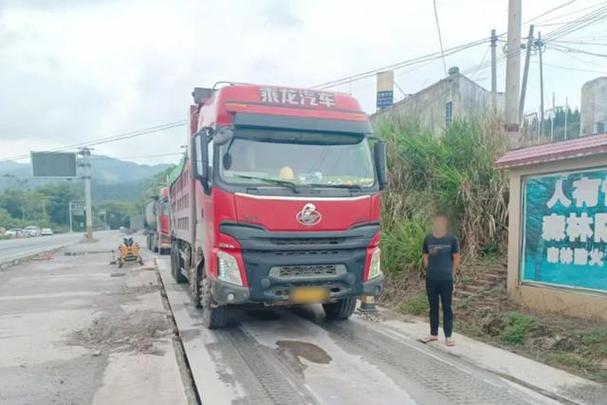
[426,278,454,337]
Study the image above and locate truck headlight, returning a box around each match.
[369,248,382,279]
[217,251,243,286]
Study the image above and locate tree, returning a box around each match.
[95,200,138,230]
[36,183,82,227]
[0,188,28,221]
[542,106,581,141]
[0,208,17,230]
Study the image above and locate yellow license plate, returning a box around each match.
[290,287,329,304]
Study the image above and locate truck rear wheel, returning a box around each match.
[170,246,187,283]
[323,297,357,320]
[200,277,229,329]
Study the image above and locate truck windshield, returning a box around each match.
[218,129,375,189]
[160,200,169,215]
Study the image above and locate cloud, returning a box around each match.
[0,0,604,164]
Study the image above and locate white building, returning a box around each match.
[580,77,607,136]
[370,67,504,136]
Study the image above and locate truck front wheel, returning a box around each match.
[323,297,357,320]
[200,277,230,329]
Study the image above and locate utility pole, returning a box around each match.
[78,147,93,241]
[564,97,569,140]
[519,24,534,122]
[68,202,73,233]
[551,92,555,142]
[504,0,522,138]
[490,29,498,113]
[537,31,545,138]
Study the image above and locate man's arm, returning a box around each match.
[423,253,429,269]
[452,253,461,274]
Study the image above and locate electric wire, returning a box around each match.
[432,0,448,76]
[0,120,187,162]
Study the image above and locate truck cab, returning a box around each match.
[145,187,171,254]
[169,83,386,328]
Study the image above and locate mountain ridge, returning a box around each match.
[0,155,174,201]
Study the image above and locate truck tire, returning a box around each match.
[171,246,187,283]
[323,297,357,320]
[200,277,229,329]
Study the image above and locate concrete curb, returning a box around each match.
[153,257,201,405]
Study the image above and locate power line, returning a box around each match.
[0,120,187,162]
[530,0,605,24]
[467,45,492,80]
[523,0,578,24]
[312,37,490,90]
[91,152,184,160]
[313,2,584,92]
[551,43,607,57]
[537,60,607,74]
[552,39,607,46]
[432,0,448,76]
[460,3,607,80]
[543,4,607,42]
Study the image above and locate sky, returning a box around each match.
[0,0,605,164]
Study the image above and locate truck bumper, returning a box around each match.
[211,279,250,305]
[216,222,382,306]
[210,274,383,306]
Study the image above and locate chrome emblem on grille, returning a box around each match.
[296,203,322,226]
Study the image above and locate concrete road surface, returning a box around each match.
[0,232,84,266]
[0,232,191,405]
[157,258,561,405]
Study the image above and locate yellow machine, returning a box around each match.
[116,237,144,268]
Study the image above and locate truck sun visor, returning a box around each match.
[233,112,372,135]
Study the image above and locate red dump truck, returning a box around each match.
[144,187,171,254]
[168,83,386,328]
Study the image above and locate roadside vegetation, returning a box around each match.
[0,183,133,236]
[376,115,607,383]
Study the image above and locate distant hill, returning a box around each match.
[0,155,173,201]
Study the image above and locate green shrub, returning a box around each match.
[376,117,508,264]
[580,329,607,345]
[500,312,537,345]
[382,215,427,275]
[399,292,429,316]
[548,353,596,371]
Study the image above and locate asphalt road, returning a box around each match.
[0,233,84,265]
[157,258,561,405]
[0,232,191,405]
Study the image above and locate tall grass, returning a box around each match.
[377,116,509,275]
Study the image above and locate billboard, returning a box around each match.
[31,152,77,178]
[522,167,607,293]
[376,71,394,110]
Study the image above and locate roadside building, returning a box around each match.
[370,67,504,135]
[496,134,607,321]
[580,77,607,136]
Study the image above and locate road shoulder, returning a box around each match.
[376,311,605,404]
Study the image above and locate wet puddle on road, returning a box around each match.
[277,340,332,365]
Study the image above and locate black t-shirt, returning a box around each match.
[422,233,460,280]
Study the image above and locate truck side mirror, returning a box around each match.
[374,140,388,190]
[191,130,210,186]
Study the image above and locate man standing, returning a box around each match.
[421,213,461,346]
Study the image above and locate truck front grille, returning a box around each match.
[269,264,346,280]
[270,237,342,246]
